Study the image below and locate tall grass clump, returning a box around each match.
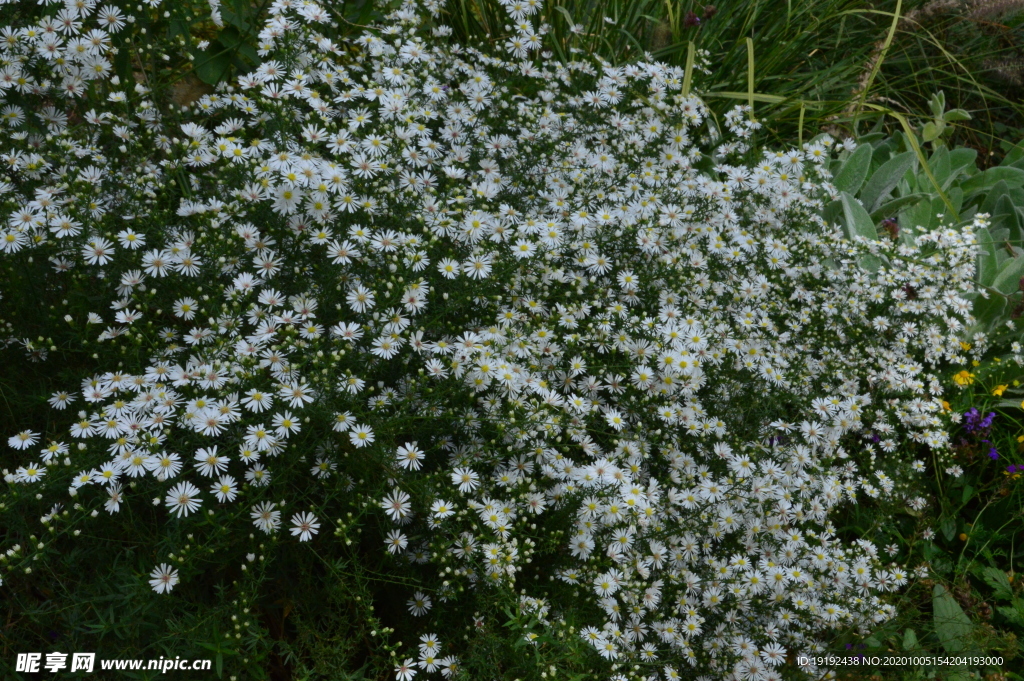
[0,0,989,678]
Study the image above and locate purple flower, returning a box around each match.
[962,408,996,434]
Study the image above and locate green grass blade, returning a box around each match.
[682,41,695,98]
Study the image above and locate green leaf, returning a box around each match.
[961,166,1024,195]
[922,121,942,143]
[833,143,874,195]
[940,517,956,542]
[979,567,1014,601]
[930,145,951,186]
[970,292,1008,334]
[194,47,232,85]
[933,584,975,654]
[861,151,916,212]
[977,227,998,287]
[943,109,972,122]
[900,198,932,234]
[995,194,1023,243]
[841,191,877,241]
[995,397,1024,409]
[902,628,918,651]
[1001,140,1024,166]
[980,179,1011,216]
[945,147,977,190]
[859,132,889,146]
[869,193,927,221]
[992,255,1024,295]
[997,604,1024,626]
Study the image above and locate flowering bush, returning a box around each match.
[0,0,985,678]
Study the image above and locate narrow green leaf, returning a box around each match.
[861,151,915,212]
[869,193,927,221]
[682,41,695,98]
[834,144,874,195]
[745,37,755,119]
[852,0,902,129]
[933,584,974,654]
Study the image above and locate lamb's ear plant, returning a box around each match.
[0,0,1011,680]
[829,100,1024,358]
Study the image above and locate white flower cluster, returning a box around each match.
[0,0,980,678]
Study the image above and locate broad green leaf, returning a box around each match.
[933,584,975,654]
[861,151,916,212]
[948,146,977,173]
[979,567,1014,601]
[945,147,977,190]
[994,194,1022,243]
[841,191,877,241]
[902,628,918,651]
[981,179,1011,215]
[961,166,1024,195]
[969,291,1008,334]
[943,109,971,122]
[821,199,841,227]
[167,16,190,42]
[869,193,927,221]
[976,227,997,287]
[922,121,942,143]
[858,132,888,146]
[1002,140,1024,166]
[900,198,936,234]
[948,186,963,220]
[992,255,1024,295]
[929,145,951,187]
[194,48,232,85]
[940,517,956,542]
[833,144,874,195]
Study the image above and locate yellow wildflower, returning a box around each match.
[952,370,975,387]
[993,384,1009,397]
[941,400,951,411]
[960,341,972,351]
